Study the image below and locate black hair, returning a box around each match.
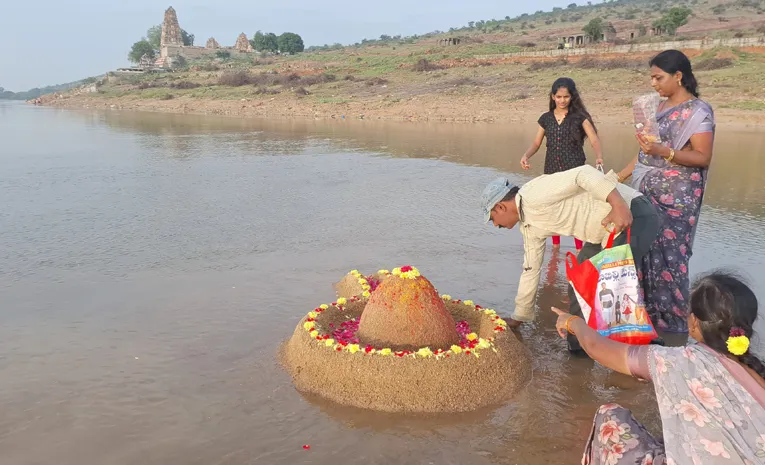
[649,49,700,98]
[549,77,597,141]
[500,186,520,203]
[690,270,765,380]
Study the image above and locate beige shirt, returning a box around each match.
[511,165,642,322]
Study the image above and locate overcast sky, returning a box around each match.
[0,0,584,91]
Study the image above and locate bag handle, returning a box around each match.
[605,228,632,249]
[565,251,579,275]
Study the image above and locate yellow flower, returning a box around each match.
[358,278,367,285]
[308,311,318,318]
[378,348,392,356]
[378,269,390,275]
[350,269,360,276]
[361,284,371,291]
[463,300,475,307]
[727,335,750,356]
[477,338,491,349]
[324,338,335,347]
[416,347,434,358]
[347,344,360,354]
[362,290,371,298]
[400,269,420,279]
[303,321,315,331]
[466,333,478,341]
[441,294,452,301]
[336,297,347,306]
[450,345,463,354]
[495,318,507,327]
[392,267,402,276]
[310,330,319,338]
[319,304,329,310]
[483,309,497,316]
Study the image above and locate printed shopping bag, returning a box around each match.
[565,229,658,345]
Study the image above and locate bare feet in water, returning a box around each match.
[506,318,523,329]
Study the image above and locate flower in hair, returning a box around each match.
[727,327,750,356]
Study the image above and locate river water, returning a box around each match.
[2,101,764,465]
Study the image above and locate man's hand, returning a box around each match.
[602,189,633,233]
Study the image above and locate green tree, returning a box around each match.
[251,31,265,50]
[278,32,305,54]
[129,40,156,63]
[181,30,194,46]
[583,17,604,41]
[263,33,279,52]
[654,7,692,35]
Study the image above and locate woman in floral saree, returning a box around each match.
[552,271,765,464]
[618,50,716,333]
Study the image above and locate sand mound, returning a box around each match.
[334,270,390,300]
[358,273,458,348]
[282,297,532,413]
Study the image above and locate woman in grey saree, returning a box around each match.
[552,271,765,465]
[618,50,716,333]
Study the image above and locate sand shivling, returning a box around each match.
[282,266,532,413]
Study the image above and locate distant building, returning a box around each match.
[157,6,255,66]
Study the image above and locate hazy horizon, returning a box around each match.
[0,0,585,92]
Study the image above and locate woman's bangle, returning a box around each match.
[664,148,675,163]
[565,315,582,335]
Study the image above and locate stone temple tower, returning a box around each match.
[161,6,183,47]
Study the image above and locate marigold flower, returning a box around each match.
[347,344,360,354]
[417,347,434,358]
[378,348,392,356]
[324,338,335,347]
[303,322,315,331]
[310,330,319,338]
[362,290,371,298]
[441,294,452,301]
[336,297,347,306]
[727,335,750,355]
[466,333,478,341]
[308,312,317,319]
[450,345,463,354]
[464,300,475,307]
[319,304,329,310]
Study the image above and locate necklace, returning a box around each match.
[555,110,567,124]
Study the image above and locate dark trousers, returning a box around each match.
[566,196,659,352]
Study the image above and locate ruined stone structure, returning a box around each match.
[160,7,183,47]
[438,37,462,46]
[234,33,253,52]
[157,6,255,65]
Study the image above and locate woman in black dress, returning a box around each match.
[521,77,604,251]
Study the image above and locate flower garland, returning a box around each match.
[392,265,420,280]
[301,294,509,359]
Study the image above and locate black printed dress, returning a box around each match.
[537,111,588,175]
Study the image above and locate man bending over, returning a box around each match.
[481,165,659,352]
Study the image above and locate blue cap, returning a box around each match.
[481,177,517,224]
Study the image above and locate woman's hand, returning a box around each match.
[552,307,572,339]
[635,134,667,157]
[595,157,604,167]
[520,155,531,170]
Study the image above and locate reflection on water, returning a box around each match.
[0,101,762,465]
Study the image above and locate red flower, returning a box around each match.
[400,266,413,273]
[364,345,374,354]
[303,445,311,450]
[475,304,482,309]
[306,317,315,322]
[495,326,506,332]
[315,308,324,313]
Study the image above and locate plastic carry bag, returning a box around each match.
[565,229,659,345]
[632,93,662,144]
